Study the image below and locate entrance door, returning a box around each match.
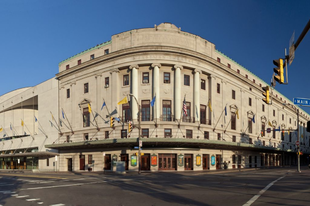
[216,155,222,169]
[104,154,111,170]
[203,154,209,170]
[141,154,150,170]
[68,158,72,171]
[158,154,177,170]
[184,154,193,170]
[120,154,128,170]
[79,155,85,170]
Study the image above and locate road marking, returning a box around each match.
[0,173,67,179]
[16,195,30,198]
[37,202,44,205]
[27,198,40,201]
[50,204,65,206]
[21,180,106,190]
[243,176,285,206]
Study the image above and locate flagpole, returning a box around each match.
[62,108,74,134]
[50,111,62,135]
[103,98,111,117]
[213,107,226,132]
[36,118,48,137]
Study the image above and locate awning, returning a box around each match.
[0,151,59,158]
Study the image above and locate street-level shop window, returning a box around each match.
[88,155,92,164]
[84,83,89,93]
[164,72,170,83]
[184,74,190,86]
[67,88,70,98]
[121,129,127,139]
[204,131,209,139]
[201,79,206,90]
[164,129,172,138]
[141,100,150,121]
[105,131,109,139]
[123,75,129,86]
[83,108,90,127]
[84,133,89,141]
[142,129,149,138]
[142,72,149,84]
[186,130,192,139]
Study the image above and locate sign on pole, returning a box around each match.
[267,128,271,133]
[293,97,310,106]
[139,140,142,147]
[296,141,300,146]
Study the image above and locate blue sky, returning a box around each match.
[1,0,310,113]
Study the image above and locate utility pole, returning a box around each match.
[297,108,300,173]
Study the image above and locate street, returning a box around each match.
[1,167,310,206]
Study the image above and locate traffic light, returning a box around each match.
[110,117,114,128]
[297,151,303,156]
[262,86,270,104]
[128,121,133,133]
[273,58,284,84]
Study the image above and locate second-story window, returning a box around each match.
[164,72,170,83]
[186,130,192,138]
[83,108,90,127]
[201,79,206,90]
[123,74,129,86]
[142,72,149,84]
[105,131,109,139]
[84,83,89,93]
[232,135,236,142]
[104,49,109,54]
[105,77,109,87]
[67,88,70,98]
[204,131,209,139]
[249,98,252,106]
[164,129,172,138]
[162,100,172,121]
[141,100,150,121]
[184,74,190,86]
[142,129,149,138]
[200,105,206,124]
[122,102,131,122]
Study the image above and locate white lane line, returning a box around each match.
[16,195,30,198]
[37,202,44,205]
[21,180,106,190]
[50,204,65,206]
[243,176,285,206]
[27,198,40,201]
[0,191,14,194]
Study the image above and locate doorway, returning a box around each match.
[203,154,209,170]
[184,154,193,170]
[79,155,85,170]
[120,154,128,170]
[216,155,222,169]
[104,154,111,170]
[141,154,150,170]
[68,158,72,171]
[158,154,177,170]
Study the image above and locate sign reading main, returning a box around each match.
[293,98,310,106]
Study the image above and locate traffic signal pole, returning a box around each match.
[297,108,301,173]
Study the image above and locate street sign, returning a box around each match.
[267,128,271,133]
[274,126,281,132]
[134,146,142,150]
[293,97,310,106]
[296,141,300,146]
[139,140,142,147]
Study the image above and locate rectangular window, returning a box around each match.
[281,130,284,140]
[201,79,206,90]
[282,114,284,121]
[231,113,236,130]
[142,129,149,138]
[186,130,192,139]
[232,90,235,99]
[204,131,209,139]
[66,135,70,142]
[105,77,109,87]
[273,110,275,117]
[289,118,291,124]
[122,102,131,122]
[84,83,89,93]
[232,155,236,164]
[142,72,149,84]
[141,100,150,121]
[84,133,89,141]
[261,122,265,137]
[248,118,252,134]
[217,57,221,63]
[263,141,265,146]
[164,129,172,138]
[164,72,170,83]
[83,108,90,127]
[67,88,70,98]
[121,129,127,139]
[105,131,109,139]
[66,64,70,70]
[273,127,276,138]
[78,59,82,65]
[262,104,265,112]
[237,69,240,74]
[162,100,172,121]
[245,74,248,79]
[88,155,92,164]
[90,54,95,59]
[249,138,253,144]
[253,79,255,83]
[200,105,206,124]
[227,63,231,68]
[217,83,220,94]
[249,98,252,106]
[104,49,109,54]
[232,135,236,142]
[217,133,221,140]
[184,75,190,86]
[46,158,49,167]
[123,75,129,86]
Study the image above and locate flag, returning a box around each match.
[224,106,227,116]
[21,120,24,126]
[208,100,212,112]
[0,128,3,132]
[151,96,156,107]
[118,97,128,105]
[110,109,117,116]
[62,109,65,119]
[10,124,12,130]
[49,120,54,127]
[93,112,99,122]
[268,121,272,127]
[196,105,198,119]
[34,116,37,122]
[88,103,92,113]
[3,134,6,137]
[236,109,239,119]
[101,101,106,110]
[59,118,63,127]
[183,98,187,116]
[114,117,120,122]
[252,115,255,123]
[51,112,55,120]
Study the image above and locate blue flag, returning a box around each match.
[224,106,227,116]
[10,124,12,130]
[151,96,156,107]
[62,109,65,119]
[114,117,120,122]
[252,115,255,123]
[101,101,106,110]
[34,116,37,122]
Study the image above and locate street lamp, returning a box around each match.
[129,94,141,174]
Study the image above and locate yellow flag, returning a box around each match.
[208,100,212,112]
[268,121,272,127]
[301,134,304,138]
[118,96,128,105]
[0,128,3,132]
[21,120,24,126]
[88,103,92,113]
[236,109,239,119]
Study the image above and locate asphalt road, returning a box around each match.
[0,167,310,206]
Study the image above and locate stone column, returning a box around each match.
[194,69,201,122]
[152,63,161,121]
[110,69,119,110]
[174,65,183,120]
[130,65,139,121]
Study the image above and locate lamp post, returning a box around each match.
[129,94,141,174]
